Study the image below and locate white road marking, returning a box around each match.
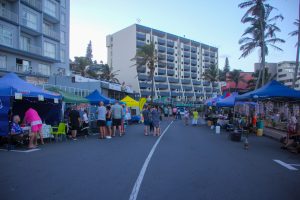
[273,159,298,171]
[0,148,41,153]
[129,121,174,200]
[290,164,300,167]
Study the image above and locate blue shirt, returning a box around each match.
[11,122,23,135]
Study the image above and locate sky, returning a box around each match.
[70,0,298,72]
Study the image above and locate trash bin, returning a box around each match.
[257,128,263,136]
[215,126,220,134]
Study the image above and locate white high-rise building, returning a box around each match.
[277,61,300,90]
[106,24,220,102]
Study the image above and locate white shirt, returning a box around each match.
[83,113,89,123]
[97,106,106,120]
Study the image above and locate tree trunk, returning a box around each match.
[255,68,262,89]
[150,74,154,105]
[292,1,300,89]
[260,4,266,87]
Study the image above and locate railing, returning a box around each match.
[168,77,179,83]
[156,83,168,89]
[136,32,146,41]
[0,7,18,23]
[21,0,42,11]
[20,43,42,55]
[43,26,59,40]
[43,83,91,98]
[16,64,32,73]
[20,16,39,31]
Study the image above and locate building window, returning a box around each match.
[44,41,56,59]
[0,25,13,47]
[0,55,6,69]
[61,0,66,8]
[60,31,65,44]
[60,49,65,63]
[22,9,38,30]
[61,13,66,26]
[20,35,31,52]
[38,64,50,76]
[44,0,57,18]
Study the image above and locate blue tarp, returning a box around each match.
[216,93,238,107]
[86,90,115,105]
[0,73,61,99]
[0,96,10,136]
[236,80,300,101]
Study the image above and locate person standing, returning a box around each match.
[164,106,169,119]
[142,105,151,136]
[81,109,89,137]
[168,106,172,120]
[183,108,189,126]
[69,106,80,140]
[105,105,112,139]
[192,110,199,126]
[24,108,43,148]
[112,101,123,137]
[151,106,161,136]
[97,101,107,139]
[172,107,177,120]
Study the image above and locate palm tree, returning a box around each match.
[239,0,285,89]
[100,64,120,83]
[289,2,300,88]
[247,68,275,90]
[227,70,246,92]
[131,42,157,104]
[202,64,219,87]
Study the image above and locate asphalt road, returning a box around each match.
[1,119,300,200]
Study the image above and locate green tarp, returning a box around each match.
[47,87,89,103]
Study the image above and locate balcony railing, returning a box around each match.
[191,53,197,59]
[137,66,146,73]
[157,38,165,45]
[167,40,174,47]
[159,91,170,97]
[167,69,175,76]
[158,68,166,75]
[192,80,201,85]
[191,74,197,79]
[191,60,197,66]
[203,81,211,86]
[20,43,42,55]
[168,77,179,83]
[167,47,174,55]
[170,84,181,90]
[184,65,190,71]
[138,74,149,81]
[158,62,166,68]
[171,92,182,97]
[184,58,190,64]
[16,64,32,73]
[181,79,191,84]
[21,17,40,32]
[141,91,151,96]
[0,7,18,23]
[136,41,146,48]
[184,92,194,97]
[43,27,59,40]
[167,55,174,62]
[136,32,146,41]
[158,45,166,53]
[191,47,197,53]
[184,52,190,58]
[21,0,42,11]
[182,86,193,91]
[191,66,197,72]
[154,76,167,82]
[195,93,204,97]
[194,86,202,91]
[167,62,175,69]
[139,82,151,89]
[156,83,168,89]
[184,45,190,51]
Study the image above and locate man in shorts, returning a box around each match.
[142,105,151,136]
[111,101,123,137]
[97,101,106,139]
[69,106,80,140]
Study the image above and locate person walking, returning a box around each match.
[192,110,199,126]
[151,106,161,136]
[112,101,123,137]
[172,107,177,120]
[81,109,89,137]
[183,108,189,126]
[23,108,43,148]
[142,105,151,136]
[105,105,112,139]
[69,106,80,140]
[168,106,172,120]
[97,101,107,139]
[164,106,169,119]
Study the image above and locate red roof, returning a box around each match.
[222,72,253,91]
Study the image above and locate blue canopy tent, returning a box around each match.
[86,90,115,105]
[0,73,62,136]
[236,80,300,101]
[216,93,238,107]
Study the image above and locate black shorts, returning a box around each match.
[113,118,121,126]
[97,120,106,127]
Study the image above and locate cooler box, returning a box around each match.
[257,129,263,136]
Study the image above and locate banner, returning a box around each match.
[0,97,10,136]
[139,98,147,111]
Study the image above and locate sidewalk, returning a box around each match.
[263,127,286,141]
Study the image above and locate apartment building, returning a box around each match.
[106,24,220,102]
[0,0,70,84]
[277,61,300,90]
[254,62,277,78]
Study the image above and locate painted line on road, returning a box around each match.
[129,121,174,200]
[0,148,41,153]
[273,159,298,171]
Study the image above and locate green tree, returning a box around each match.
[202,64,219,87]
[73,56,90,76]
[247,68,275,90]
[289,3,300,88]
[220,57,230,81]
[86,40,93,64]
[132,42,157,104]
[227,69,246,92]
[100,64,120,83]
[239,0,285,89]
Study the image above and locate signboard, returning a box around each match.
[54,98,59,104]
[15,93,22,100]
[109,83,121,91]
[38,95,44,101]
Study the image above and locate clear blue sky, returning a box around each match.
[70,0,298,72]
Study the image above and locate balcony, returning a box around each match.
[16,64,33,74]
[158,62,166,68]
[157,38,165,45]
[191,73,197,79]
[204,87,212,92]
[139,82,151,89]
[159,91,170,97]
[0,7,18,24]
[137,66,146,73]
[136,41,146,48]
[191,60,197,66]
[194,86,202,91]
[156,83,168,89]
[20,43,42,55]
[167,69,175,76]
[171,92,182,97]
[203,81,211,86]
[140,91,152,96]
[167,40,174,47]
[168,77,179,83]
[43,26,59,40]
[195,93,204,97]
[184,45,190,51]
[191,46,197,53]
[158,45,166,53]
[170,84,181,90]
[191,53,197,59]
[184,52,190,58]
[181,79,191,84]
[167,47,174,55]
[206,93,213,98]
[213,82,219,87]
[213,88,220,93]
[136,32,146,41]
[184,58,190,65]
[167,62,175,69]
[167,55,174,62]
[138,74,149,81]
[158,68,166,75]
[158,54,166,60]
[182,85,193,91]
[191,66,197,72]
[184,92,194,97]
[21,0,42,11]
[192,80,201,85]
[184,65,190,71]
[203,50,209,56]
[154,76,167,82]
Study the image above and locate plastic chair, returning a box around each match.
[51,123,66,142]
